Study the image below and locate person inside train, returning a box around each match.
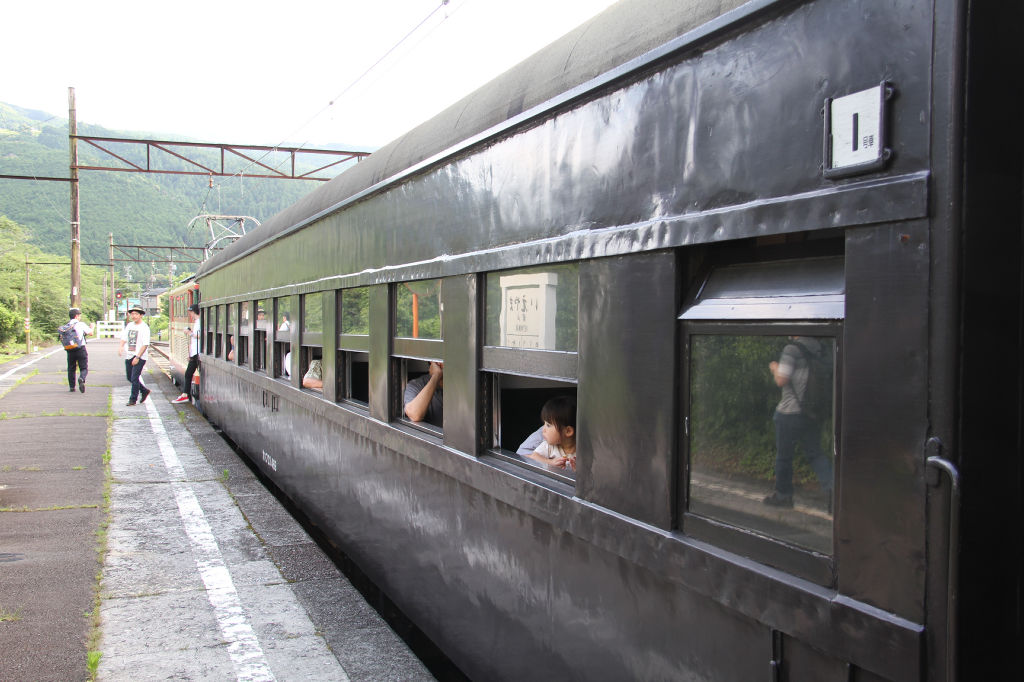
[524,396,577,471]
[403,361,443,426]
[302,353,323,391]
[226,334,235,361]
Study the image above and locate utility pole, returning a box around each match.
[109,233,115,320]
[25,258,31,354]
[69,87,82,308]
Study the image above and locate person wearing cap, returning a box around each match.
[173,304,201,404]
[64,308,93,393]
[117,304,152,406]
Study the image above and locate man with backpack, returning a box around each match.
[118,304,151,406]
[763,336,834,509]
[59,308,93,393]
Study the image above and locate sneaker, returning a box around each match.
[763,492,794,508]
[126,401,137,406]
[140,387,152,403]
[78,378,86,393]
[172,394,190,404]
[69,386,76,392]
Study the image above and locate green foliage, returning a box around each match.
[1,103,325,282]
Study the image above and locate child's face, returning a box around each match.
[541,421,563,446]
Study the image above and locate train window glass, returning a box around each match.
[395,279,442,339]
[680,256,843,557]
[240,301,250,328]
[274,298,292,379]
[485,264,578,351]
[205,307,214,357]
[302,293,323,334]
[253,299,269,373]
[486,373,578,483]
[686,332,836,554]
[340,287,370,335]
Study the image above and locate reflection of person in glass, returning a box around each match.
[763,337,832,508]
[404,361,442,426]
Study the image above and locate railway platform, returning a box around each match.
[0,339,433,682]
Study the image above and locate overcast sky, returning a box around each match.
[2,0,618,149]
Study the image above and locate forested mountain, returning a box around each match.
[0,101,367,276]
[0,101,371,345]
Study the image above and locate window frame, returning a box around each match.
[336,287,371,409]
[679,319,842,585]
[391,280,445,435]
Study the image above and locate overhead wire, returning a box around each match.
[197,0,468,215]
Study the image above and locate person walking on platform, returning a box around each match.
[62,307,93,393]
[118,304,152,406]
[173,303,201,404]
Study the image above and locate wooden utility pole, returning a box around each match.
[69,87,82,308]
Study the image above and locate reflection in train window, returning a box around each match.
[687,333,836,554]
[395,279,441,339]
[485,264,578,351]
[340,287,369,335]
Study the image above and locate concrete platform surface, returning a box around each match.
[1,340,433,682]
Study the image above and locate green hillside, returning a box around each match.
[0,101,343,273]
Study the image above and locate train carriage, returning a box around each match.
[195,0,1022,679]
[165,277,201,400]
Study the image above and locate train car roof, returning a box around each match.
[199,0,747,276]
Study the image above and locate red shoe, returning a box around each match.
[172,394,189,404]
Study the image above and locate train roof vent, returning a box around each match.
[680,256,844,320]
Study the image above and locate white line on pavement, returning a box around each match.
[144,398,276,681]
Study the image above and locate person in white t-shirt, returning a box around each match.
[118,305,152,406]
[524,396,577,472]
[173,303,202,404]
[64,307,93,393]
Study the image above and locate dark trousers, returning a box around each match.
[772,411,833,497]
[67,347,88,388]
[183,354,200,398]
[125,358,147,402]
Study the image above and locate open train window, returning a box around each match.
[680,256,842,566]
[300,293,324,391]
[236,301,250,367]
[273,298,292,379]
[225,303,235,361]
[486,374,578,483]
[482,264,579,482]
[393,279,443,434]
[204,307,215,357]
[336,287,370,407]
[253,299,269,373]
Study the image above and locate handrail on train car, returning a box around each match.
[926,447,960,682]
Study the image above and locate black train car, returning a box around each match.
[195,0,1021,679]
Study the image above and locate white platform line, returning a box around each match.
[144,398,276,681]
[0,347,63,381]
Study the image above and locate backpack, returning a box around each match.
[792,340,833,423]
[58,321,80,350]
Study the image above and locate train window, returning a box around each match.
[393,280,444,434]
[225,303,235,361]
[485,373,578,483]
[237,301,250,367]
[485,264,578,351]
[395,279,441,339]
[300,293,324,387]
[337,288,370,407]
[274,298,292,379]
[214,305,223,358]
[253,299,269,373]
[204,307,214,357]
[680,256,843,557]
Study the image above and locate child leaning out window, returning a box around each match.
[526,396,577,471]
